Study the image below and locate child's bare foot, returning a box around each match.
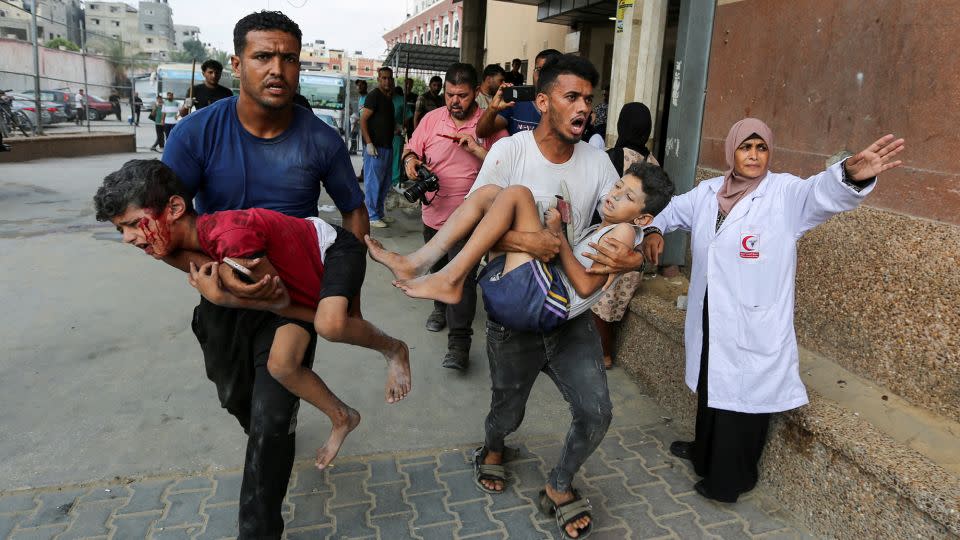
[393,273,464,305]
[364,235,427,281]
[384,340,412,404]
[316,406,361,470]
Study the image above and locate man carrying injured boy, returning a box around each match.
[365,54,672,539]
[94,159,411,472]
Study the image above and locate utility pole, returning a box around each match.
[659,0,717,267]
[30,0,43,135]
[80,17,90,132]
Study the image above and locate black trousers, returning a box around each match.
[192,298,317,539]
[692,292,771,502]
[484,314,612,492]
[422,224,479,349]
[152,124,165,148]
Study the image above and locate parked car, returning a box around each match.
[22,89,75,120]
[8,92,54,126]
[85,95,115,120]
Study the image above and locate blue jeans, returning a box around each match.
[363,146,393,221]
[483,313,613,492]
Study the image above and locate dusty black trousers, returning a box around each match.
[692,292,771,502]
[192,298,317,539]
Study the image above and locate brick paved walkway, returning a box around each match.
[0,423,813,539]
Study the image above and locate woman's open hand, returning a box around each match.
[844,134,905,181]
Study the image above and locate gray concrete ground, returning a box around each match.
[0,150,813,538]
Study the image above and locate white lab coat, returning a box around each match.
[652,161,874,413]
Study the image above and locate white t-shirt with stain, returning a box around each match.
[468,130,619,241]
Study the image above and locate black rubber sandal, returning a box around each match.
[472,446,507,494]
[537,488,593,539]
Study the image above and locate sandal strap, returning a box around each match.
[476,463,506,480]
[555,496,592,526]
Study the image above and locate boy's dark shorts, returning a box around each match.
[319,224,367,308]
[478,255,569,333]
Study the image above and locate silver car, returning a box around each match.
[9,92,56,126]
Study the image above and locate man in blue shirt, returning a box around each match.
[161,11,368,539]
[475,49,561,138]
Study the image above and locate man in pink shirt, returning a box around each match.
[398,63,506,370]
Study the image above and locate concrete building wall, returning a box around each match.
[698,0,960,421]
[0,37,114,94]
[482,0,567,84]
[172,24,198,49]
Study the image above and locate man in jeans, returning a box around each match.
[469,54,643,538]
[360,67,397,228]
[161,11,368,538]
[398,63,505,370]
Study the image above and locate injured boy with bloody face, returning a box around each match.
[94,158,412,470]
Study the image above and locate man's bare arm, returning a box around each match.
[360,108,374,145]
[475,83,511,139]
[492,230,561,263]
[340,205,370,242]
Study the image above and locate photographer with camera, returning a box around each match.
[396,63,506,371]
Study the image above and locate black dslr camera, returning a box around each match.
[403,164,440,205]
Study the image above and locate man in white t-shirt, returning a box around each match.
[161,91,179,140]
[441,55,646,538]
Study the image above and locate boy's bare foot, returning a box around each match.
[393,273,464,305]
[316,406,361,470]
[364,235,428,281]
[384,340,412,404]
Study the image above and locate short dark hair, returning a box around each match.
[201,59,223,73]
[429,75,443,84]
[535,48,562,64]
[511,58,521,66]
[445,63,478,88]
[233,11,302,55]
[94,160,194,222]
[378,66,393,77]
[624,162,674,216]
[482,63,505,80]
[536,53,599,93]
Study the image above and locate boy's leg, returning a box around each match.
[318,227,411,403]
[365,184,503,280]
[315,296,411,404]
[268,323,361,470]
[395,185,544,304]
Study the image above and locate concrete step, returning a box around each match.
[616,278,960,538]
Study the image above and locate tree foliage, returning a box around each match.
[171,39,208,63]
[44,37,80,51]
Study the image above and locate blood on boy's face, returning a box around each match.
[110,205,172,259]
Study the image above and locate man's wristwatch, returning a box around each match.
[402,153,419,166]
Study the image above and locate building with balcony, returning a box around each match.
[383,0,462,53]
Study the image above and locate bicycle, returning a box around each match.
[0,90,32,137]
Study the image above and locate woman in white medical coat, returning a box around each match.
[641,118,905,502]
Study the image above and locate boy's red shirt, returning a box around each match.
[197,208,324,308]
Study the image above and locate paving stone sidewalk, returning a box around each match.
[0,423,814,539]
